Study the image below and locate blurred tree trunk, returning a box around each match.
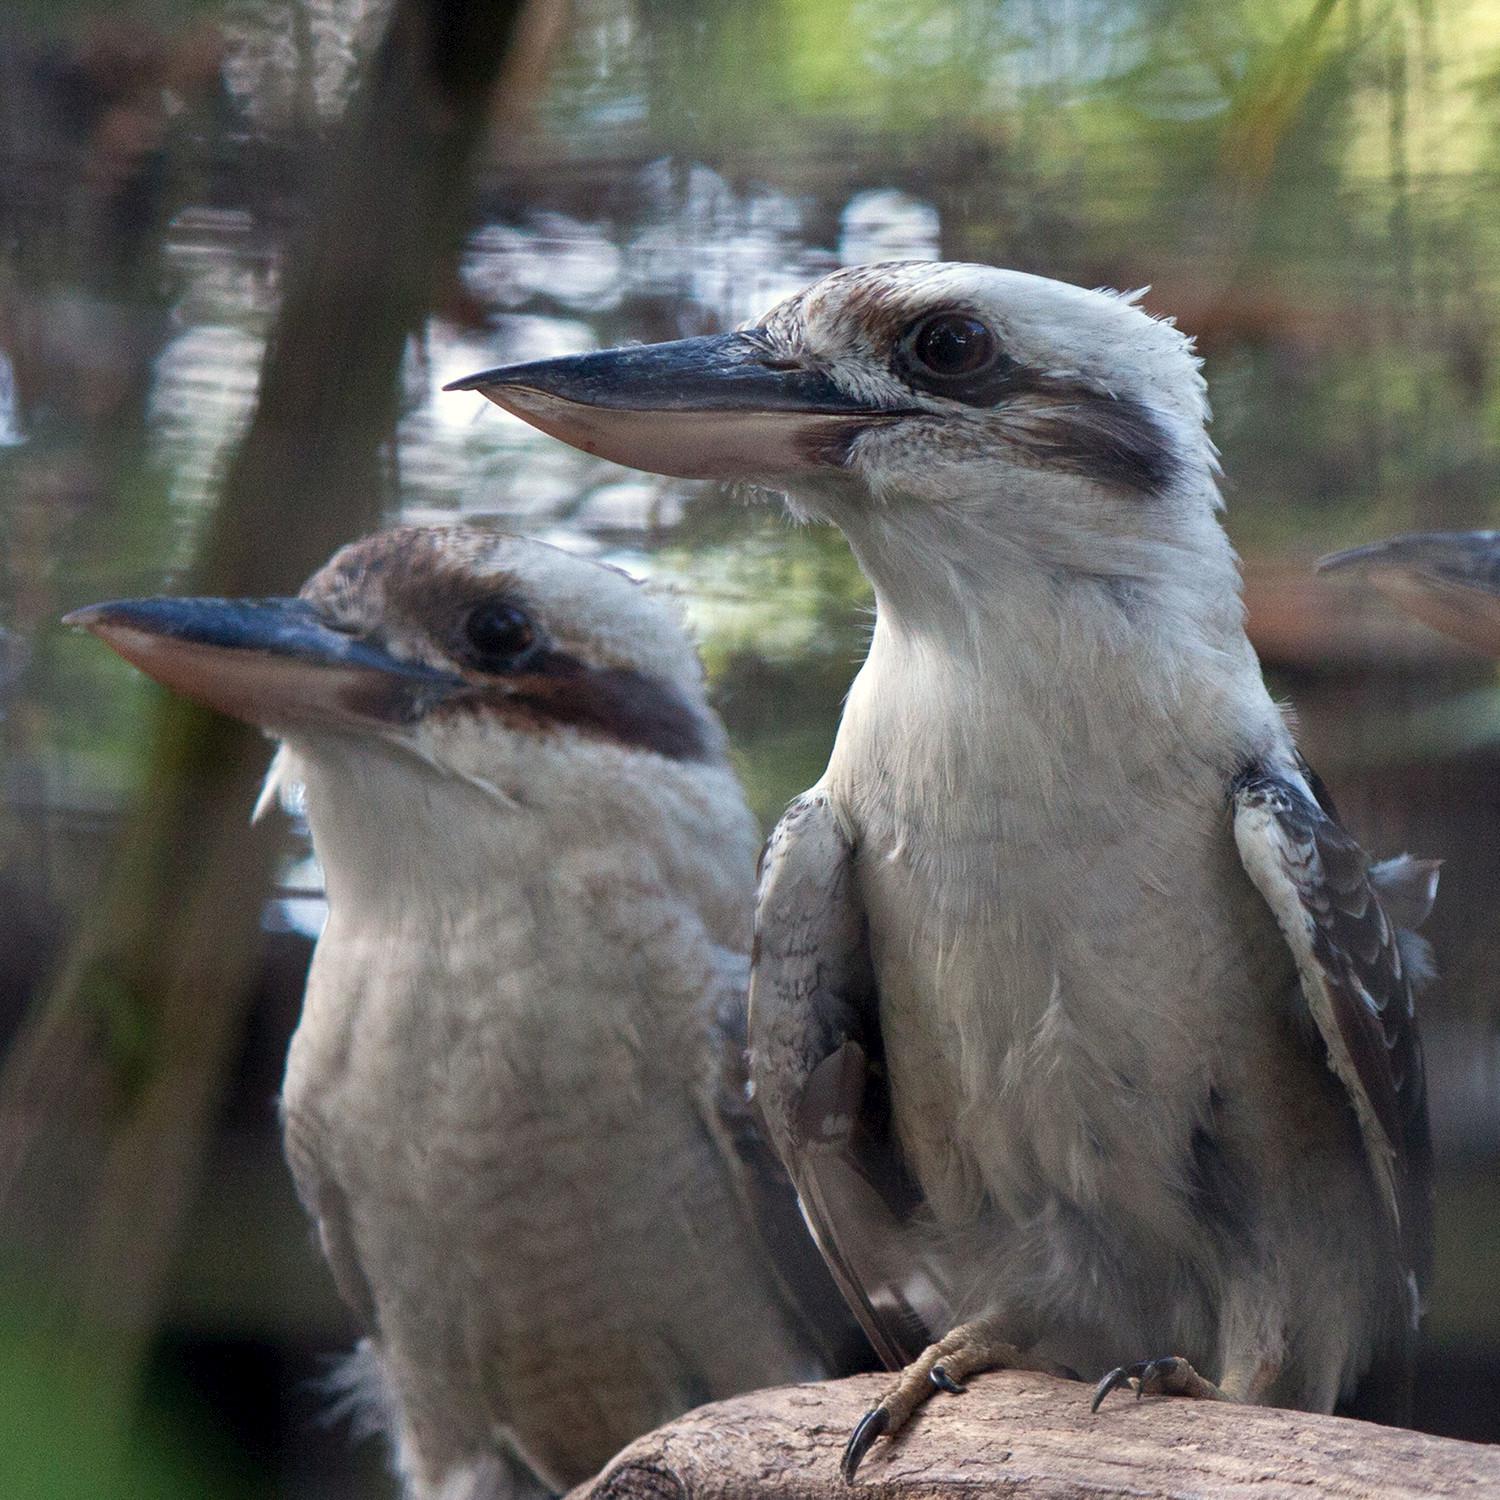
[0,0,535,1439]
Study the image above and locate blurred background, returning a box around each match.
[1,0,1498,1493]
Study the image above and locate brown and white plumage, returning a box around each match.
[750,790,938,1374]
[750,765,1437,1416]
[1232,765,1436,1322]
[448,261,1441,1472]
[69,525,866,1499]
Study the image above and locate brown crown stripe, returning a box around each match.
[307,530,656,679]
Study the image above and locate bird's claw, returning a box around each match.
[1091,1362,1145,1412]
[1092,1354,1220,1411]
[842,1324,1053,1480]
[841,1405,890,1484]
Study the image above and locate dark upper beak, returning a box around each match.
[444,332,889,481]
[1318,531,1500,657]
[64,595,463,731]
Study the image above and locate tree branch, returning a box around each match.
[573,1372,1500,1499]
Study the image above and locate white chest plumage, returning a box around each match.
[827,609,1291,1241]
[853,800,1285,1227]
[277,739,818,1493]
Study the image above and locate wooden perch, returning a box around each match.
[571,1371,1500,1499]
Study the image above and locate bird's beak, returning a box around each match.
[64,595,463,731]
[444,332,890,481]
[1318,532,1500,657]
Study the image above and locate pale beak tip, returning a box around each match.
[1314,544,1382,576]
[62,603,109,632]
[443,369,503,393]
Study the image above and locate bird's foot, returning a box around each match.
[842,1322,1066,1483]
[1090,1355,1226,1412]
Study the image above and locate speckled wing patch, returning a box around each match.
[1231,763,1434,1311]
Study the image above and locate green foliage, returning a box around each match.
[0,1322,260,1500]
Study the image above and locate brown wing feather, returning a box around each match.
[704,972,879,1377]
[748,791,947,1370]
[1231,764,1435,1308]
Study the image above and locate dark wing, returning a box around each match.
[1231,763,1436,1315]
[747,790,947,1371]
[705,974,879,1378]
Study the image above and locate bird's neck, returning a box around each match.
[826,494,1283,835]
[278,732,757,953]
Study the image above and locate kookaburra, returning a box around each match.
[1321,530,1500,656]
[68,526,864,1499]
[450,261,1440,1478]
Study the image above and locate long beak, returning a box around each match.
[64,596,463,731]
[444,332,893,480]
[1318,531,1500,657]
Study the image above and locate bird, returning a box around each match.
[447,260,1441,1480]
[1320,530,1500,656]
[67,524,868,1500]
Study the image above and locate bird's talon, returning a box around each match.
[930,1366,965,1395]
[1097,1354,1222,1407]
[1090,1362,1145,1412]
[841,1405,890,1484]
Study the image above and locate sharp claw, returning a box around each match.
[930,1365,965,1395]
[841,1405,890,1484]
[1090,1363,1140,1413]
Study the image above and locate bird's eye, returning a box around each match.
[905,313,999,378]
[462,600,537,670]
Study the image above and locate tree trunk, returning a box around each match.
[0,0,533,1439]
[573,1372,1500,1499]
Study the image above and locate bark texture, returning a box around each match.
[573,1372,1500,1500]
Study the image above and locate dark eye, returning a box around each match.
[463,600,537,670]
[905,313,999,378]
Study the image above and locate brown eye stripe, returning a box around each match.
[895,345,1178,498]
[802,376,1177,497]
[433,649,716,763]
[1017,388,1179,497]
